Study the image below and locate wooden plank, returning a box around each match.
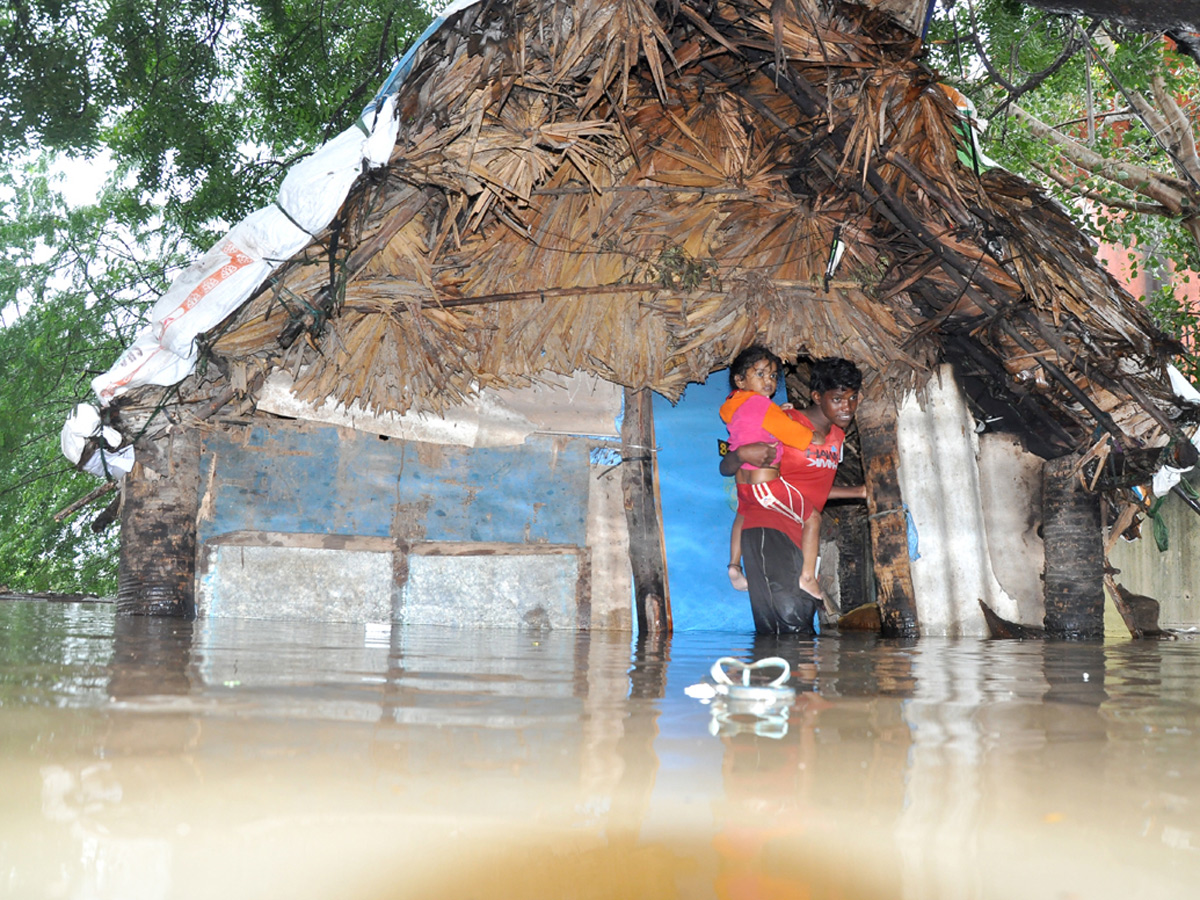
[824,503,872,615]
[53,481,117,522]
[858,392,919,637]
[621,388,671,634]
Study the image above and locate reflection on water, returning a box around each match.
[3,602,1200,899]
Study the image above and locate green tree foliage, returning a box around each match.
[926,2,1200,371]
[0,1,431,593]
[2,0,432,241]
[0,159,176,593]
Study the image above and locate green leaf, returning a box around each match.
[1152,510,1170,552]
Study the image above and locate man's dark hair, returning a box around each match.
[728,344,783,391]
[810,357,862,393]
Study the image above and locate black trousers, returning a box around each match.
[740,526,818,635]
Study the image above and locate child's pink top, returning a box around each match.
[727,394,777,448]
[720,391,814,470]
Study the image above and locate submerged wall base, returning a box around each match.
[197,533,587,628]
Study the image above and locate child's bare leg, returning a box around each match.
[727,514,748,591]
[801,512,840,616]
[797,510,826,603]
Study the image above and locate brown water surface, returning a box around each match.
[2,601,1200,899]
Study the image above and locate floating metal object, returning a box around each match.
[702,657,796,739]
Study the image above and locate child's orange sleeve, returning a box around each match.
[762,405,813,450]
[719,390,750,424]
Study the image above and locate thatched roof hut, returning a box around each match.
[96,0,1196,634]
[107,0,1185,450]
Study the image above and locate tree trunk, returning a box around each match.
[117,426,202,617]
[1042,454,1104,639]
[621,388,671,635]
[858,393,919,637]
[1021,1,1193,31]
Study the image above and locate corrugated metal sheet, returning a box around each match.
[897,367,1045,636]
[1108,480,1200,629]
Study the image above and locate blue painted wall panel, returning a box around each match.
[652,378,756,633]
[198,422,590,547]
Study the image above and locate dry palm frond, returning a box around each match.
[168,0,1179,466]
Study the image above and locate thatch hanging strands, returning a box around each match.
[119,0,1179,472]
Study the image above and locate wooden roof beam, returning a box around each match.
[730,44,1146,446]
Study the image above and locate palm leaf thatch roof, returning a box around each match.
[124,0,1189,465]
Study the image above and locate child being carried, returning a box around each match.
[720,346,865,611]
[720,345,816,595]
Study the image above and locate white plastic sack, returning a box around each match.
[1152,425,1200,497]
[60,403,136,479]
[81,444,136,479]
[1150,368,1200,496]
[89,98,401,408]
[1153,464,1189,498]
[278,95,399,234]
[153,209,294,360]
[92,331,198,406]
[1169,364,1200,405]
[91,212,298,403]
[363,95,401,166]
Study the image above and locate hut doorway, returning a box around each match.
[653,377,756,633]
[652,371,874,633]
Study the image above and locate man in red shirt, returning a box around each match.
[720,358,865,634]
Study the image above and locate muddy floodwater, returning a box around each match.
[3,602,1200,899]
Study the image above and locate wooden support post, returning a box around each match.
[116,426,202,617]
[858,392,919,638]
[1043,454,1104,639]
[823,504,872,613]
[621,388,671,635]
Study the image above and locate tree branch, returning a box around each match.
[1010,104,1194,213]
[967,4,1097,120]
[1084,27,1200,193]
[53,482,118,523]
[1030,161,1175,217]
[1150,75,1200,187]
[1052,108,1134,130]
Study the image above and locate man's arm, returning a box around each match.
[827,484,867,500]
[719,442,777,476]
